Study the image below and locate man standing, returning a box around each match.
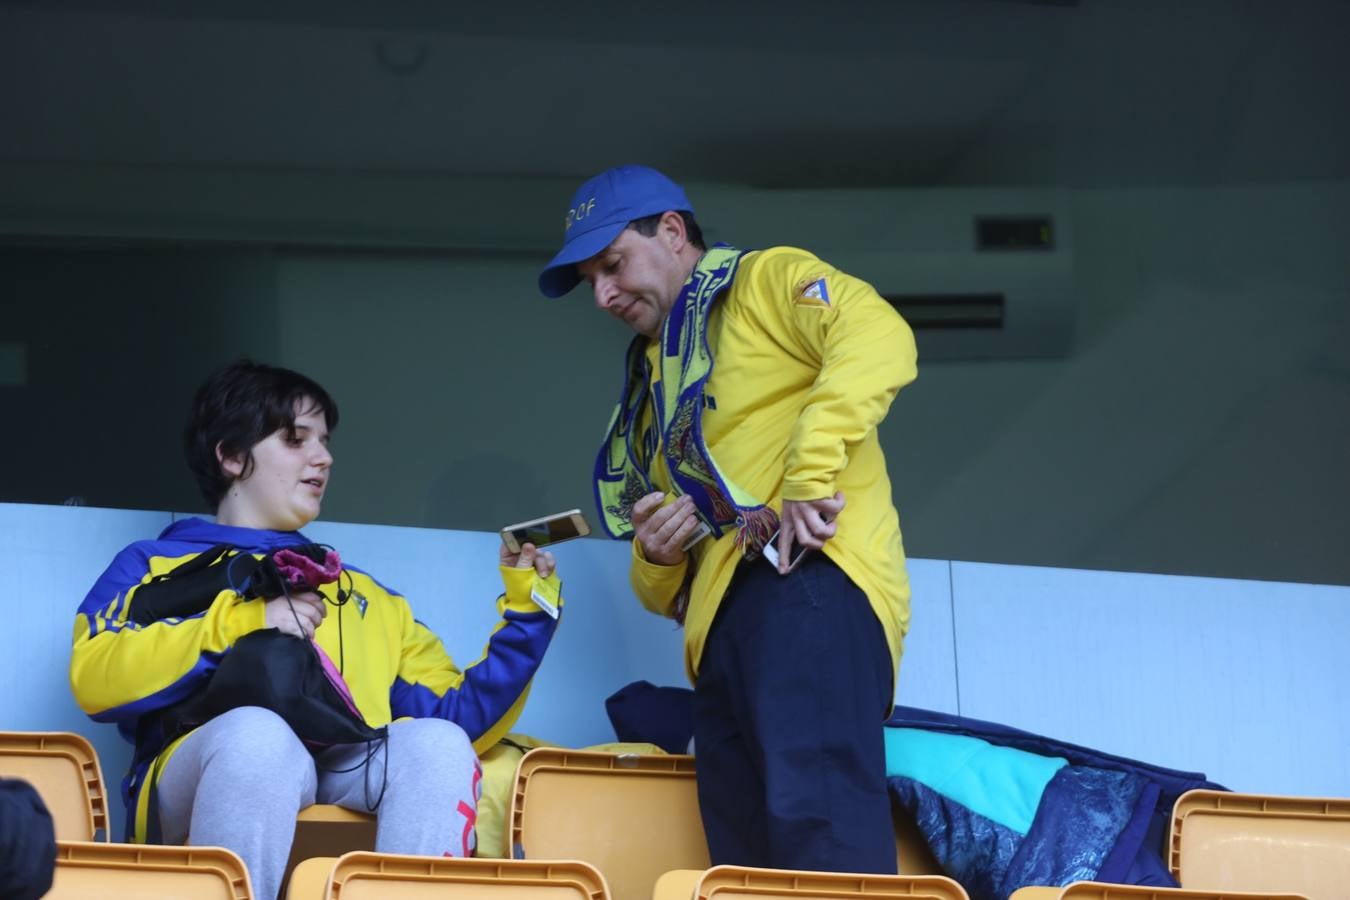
[539,165,917,873]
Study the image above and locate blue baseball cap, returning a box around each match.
[538,164,694,298]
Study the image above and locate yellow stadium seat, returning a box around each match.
[668,864,969,900]
[653,869,704,900]
[1006,889,1063,900]
[282,805,376,896]
[509,747,943,900]
[0,730,108,841]
[49,839,253,899]
[1169,789,1350,898]
[285,855,337,900]
[1008,882,1309,900]
[321,850,610,900]
[1010,788,1348,900]
[509,748,709,900]
[893,800,944,876]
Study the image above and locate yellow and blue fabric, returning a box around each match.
[884,705,1227,900]
[595,245,779,561]
[617,245,917,683]
[69,516,561,842]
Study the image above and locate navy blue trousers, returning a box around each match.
[693,551,896,873]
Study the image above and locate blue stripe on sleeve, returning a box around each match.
[389,607,556,741]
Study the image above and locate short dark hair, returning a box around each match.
[184,359,339,508]
[628,211,706,251]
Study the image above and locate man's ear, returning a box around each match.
[216,441,246,480]
[659,210,688,253]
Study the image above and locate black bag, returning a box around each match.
[127,542,324,624]
[131,544,385,750]
[156,629,386,748]
[127,543,244,624]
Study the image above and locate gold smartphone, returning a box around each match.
[500,509,592,553]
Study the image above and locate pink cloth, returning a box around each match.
[273,547,342,588]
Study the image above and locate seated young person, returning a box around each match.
[69,360,564,900]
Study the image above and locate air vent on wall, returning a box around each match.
[883,293,1005,330]
[717,186,1074,360]
[816,197,1072,359]
[976,216,1054,251]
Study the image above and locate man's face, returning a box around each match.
[576,218,691,338]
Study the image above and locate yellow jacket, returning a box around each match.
[70,517,561,841]
[627,246,917,685]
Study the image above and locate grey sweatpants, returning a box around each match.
[156,706,481,900]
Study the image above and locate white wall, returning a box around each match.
[6,502,1346,842]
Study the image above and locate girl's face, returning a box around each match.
[216,399,332,532]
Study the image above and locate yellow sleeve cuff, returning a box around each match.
[499,565,561,615]
[629,539,688,617]
[631,538,688,578]
[781,480,837,502]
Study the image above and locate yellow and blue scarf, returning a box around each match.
[593,246,778,559]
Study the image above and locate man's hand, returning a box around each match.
[264,591,327,639]
[776,491,846,574]
[632,491,704,566]
[500,541,557,578]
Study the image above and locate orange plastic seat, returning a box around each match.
[285,855,338,900]
[510,748,709,900]
[653,869,705,900]
[282,805,376,896]
[893,802,944,876]
[1007,882,1308,900]
[321,850,610,900]
[1168,789,1350,898]
[292,804,377,858]
[1011,788,1348,900]
[49,839,253,899]
[666,864,969,900]
[0,730,108,841]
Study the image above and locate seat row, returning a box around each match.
[3,730,1346,899]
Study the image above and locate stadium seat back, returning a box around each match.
[1170,789,1350,899]
[509,748,708,900]
[323,850,609,900]
[0,730,108,841]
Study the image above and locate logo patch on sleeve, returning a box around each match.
[795,276,831,308]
